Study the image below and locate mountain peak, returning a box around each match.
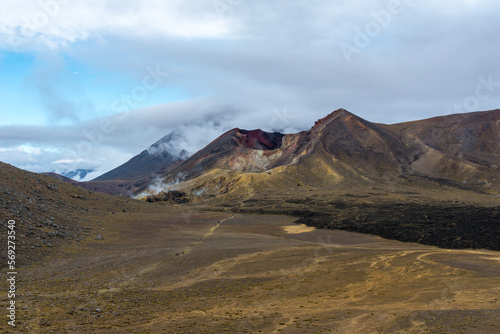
[147,129,185,158]
[313,108,353,127]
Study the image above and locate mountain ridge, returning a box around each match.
[146,108,500,199]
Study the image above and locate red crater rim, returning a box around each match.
[234,129,284,150]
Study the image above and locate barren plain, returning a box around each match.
[4,208,499,333]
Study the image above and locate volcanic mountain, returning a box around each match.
[138,108,500,199]
[46,131,190,196]
[95,130,189,182]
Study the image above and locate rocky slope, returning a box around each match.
[386,110,500,186]
[0,162,145,266]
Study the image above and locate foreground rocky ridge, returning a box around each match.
[0,162,153,266]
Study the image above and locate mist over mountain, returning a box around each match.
[94,130,190,182]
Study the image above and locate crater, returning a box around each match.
[233,129,284,150]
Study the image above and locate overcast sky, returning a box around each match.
[1,0,499,180]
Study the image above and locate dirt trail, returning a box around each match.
[181,214,234,255]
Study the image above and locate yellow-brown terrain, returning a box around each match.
[8,210,500,333]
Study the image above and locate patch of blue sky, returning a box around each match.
[1,51,193,126]
[0,51,45,125]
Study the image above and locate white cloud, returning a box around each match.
[52,158,86,164]
[1,0,233,51]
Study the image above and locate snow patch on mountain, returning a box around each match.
[54,169,95,181]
